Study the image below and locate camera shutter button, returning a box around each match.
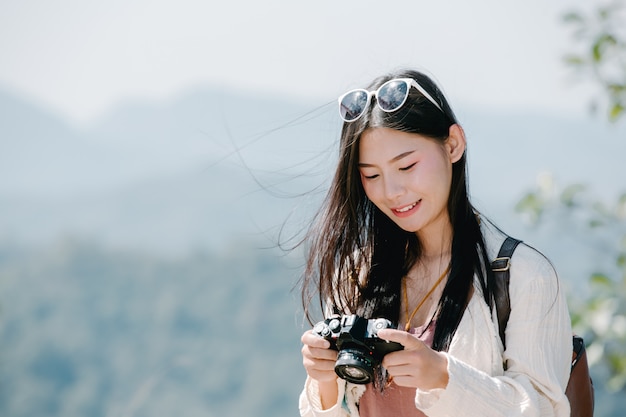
[328,318,341,332]
[373,318,389,335]
[314,323,331,337]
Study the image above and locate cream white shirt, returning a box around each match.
[299,225,572,416]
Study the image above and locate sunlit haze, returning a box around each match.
[0,0,597,127]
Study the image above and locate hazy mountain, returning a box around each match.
[0,81,623,286]
[0,91,123,196]
[0,86,334,253]
[2,84,625,254]
[2,83,625,263]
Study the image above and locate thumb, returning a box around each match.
[377,328,426,350]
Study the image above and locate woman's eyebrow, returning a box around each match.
[358,150,416,167]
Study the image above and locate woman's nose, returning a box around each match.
[383,176,405,200]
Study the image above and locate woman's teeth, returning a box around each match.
[397,202,417,213]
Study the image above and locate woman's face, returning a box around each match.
[358,127,464,239]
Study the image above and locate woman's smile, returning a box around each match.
[391,200,421,217]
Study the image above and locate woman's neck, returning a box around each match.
[416,220,453,260]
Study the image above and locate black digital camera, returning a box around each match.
[313,314,403,384]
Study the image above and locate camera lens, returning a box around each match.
[341,366,370,381]
[334,347,375,384]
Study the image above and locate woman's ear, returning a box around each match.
[446,124,466,163]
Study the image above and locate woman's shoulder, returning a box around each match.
[481,220,557,285]
[481,221,562,315]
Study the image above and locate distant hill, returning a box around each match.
[0,86,335,252]
[0,90,121,196]
[0,85,625,257]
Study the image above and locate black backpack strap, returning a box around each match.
[492,236,522,348]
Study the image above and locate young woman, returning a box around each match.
[298,69,572,416]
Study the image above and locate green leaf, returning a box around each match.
[592,41,603,62]
[589,218,605,228]
[592,200,611,218]
[590,273,613,287]
[591,34,618,63]
[562,11,584,23]
[607,375,626,392]
[599,33,618,47]
[609,103,625,121]
[514,194,544,225]
[563,54,586,66]
[560,184,586,206]
[607,84,626,94]
[598,6,611,21]
[515,193,541,212]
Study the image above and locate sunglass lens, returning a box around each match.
[339,90,369,121]
[377,80,409,112]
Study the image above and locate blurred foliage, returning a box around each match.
[518,0,626,397]
[516,176,626,392]
[563,0,626,122]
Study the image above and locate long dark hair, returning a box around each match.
[301,69,495,352]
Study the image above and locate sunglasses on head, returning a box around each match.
[338,77,444,123]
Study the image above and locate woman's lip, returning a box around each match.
[391,200,421,217]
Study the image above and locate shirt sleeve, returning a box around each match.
[299,377,350,417]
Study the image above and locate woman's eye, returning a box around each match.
[363,173,379,180]
[400,163,417,171]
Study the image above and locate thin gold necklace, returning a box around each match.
[403,264,451,332]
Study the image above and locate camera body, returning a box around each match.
[313,314,403,384]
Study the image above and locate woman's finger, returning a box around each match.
[377,328,426,350]
[301,330,331,349]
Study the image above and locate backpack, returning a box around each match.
[492,237,595,417]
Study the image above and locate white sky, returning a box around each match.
[0,0,600,127]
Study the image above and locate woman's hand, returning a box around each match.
[377,328,449,391]
[301,330,339,382]
[301,330,340,409]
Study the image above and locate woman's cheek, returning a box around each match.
[360,176,375,201]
